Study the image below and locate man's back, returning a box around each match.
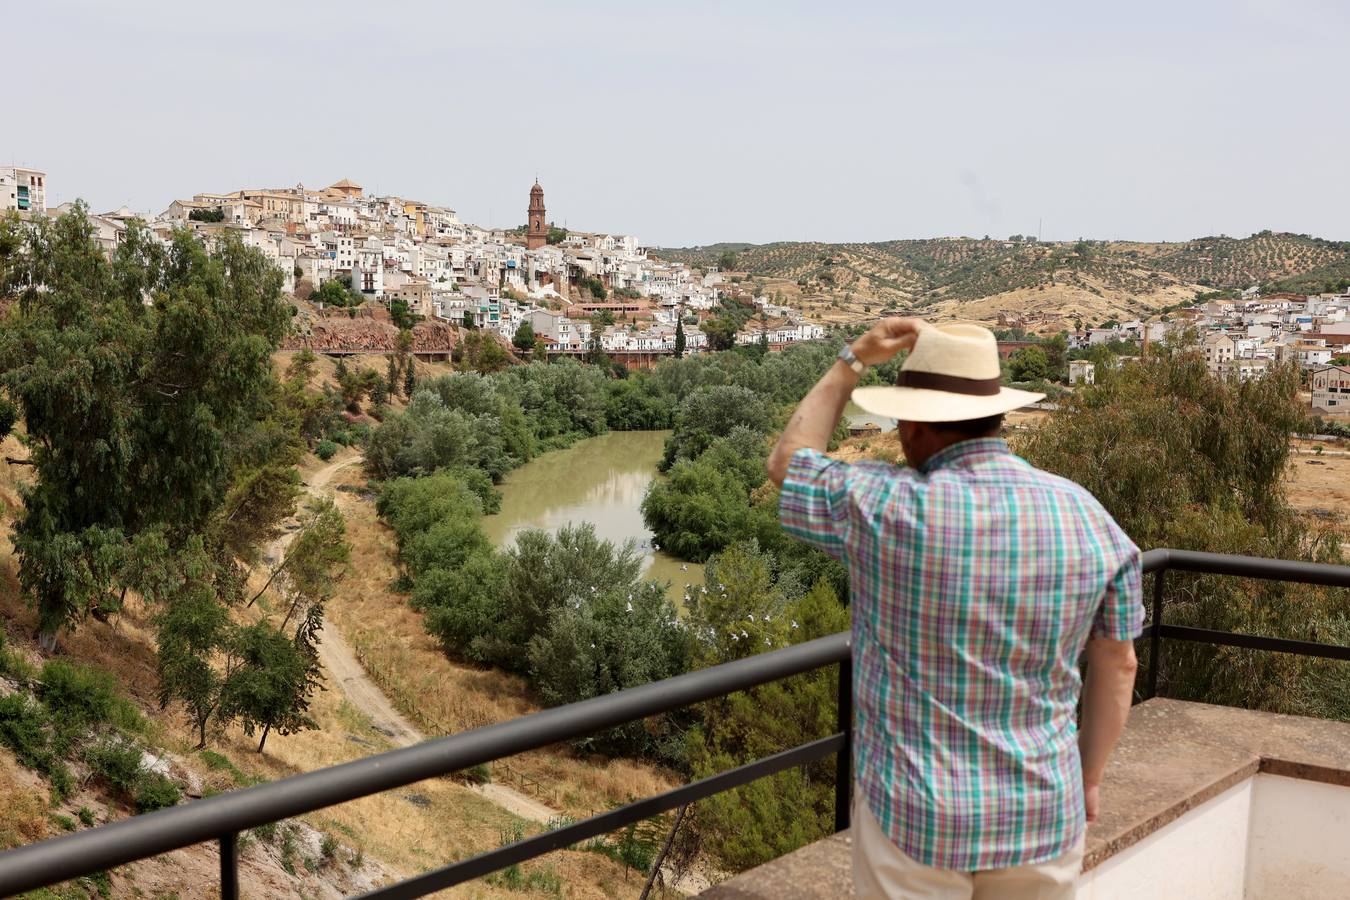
[780,437,1142,870]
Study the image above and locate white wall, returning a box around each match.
[1071,774,1350,899]
[1246,774,1350,898]
[1075,779,1251,900]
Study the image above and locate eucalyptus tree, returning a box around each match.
[0,204,290,649]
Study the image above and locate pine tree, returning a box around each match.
[674,316,686,358]
[404,360,417,397]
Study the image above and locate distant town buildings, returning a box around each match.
[0,171,824,362]
[1068,359,1096,386]
[1311,365,1350,413]
[1,166,45,213]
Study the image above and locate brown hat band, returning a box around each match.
[897,370,1002,396]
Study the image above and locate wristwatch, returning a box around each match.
[838,343,866,376]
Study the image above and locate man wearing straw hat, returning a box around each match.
[769,318,1143,899]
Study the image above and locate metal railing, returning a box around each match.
[1139,549,1350,699]
[0,549,1348,898]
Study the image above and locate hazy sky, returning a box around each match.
[7,0,1349,246]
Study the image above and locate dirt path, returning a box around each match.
[474,783,559,823]
[267,452,560,824]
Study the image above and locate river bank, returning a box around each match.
[480,430,707,601]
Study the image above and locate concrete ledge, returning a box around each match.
[698,698,1350,898]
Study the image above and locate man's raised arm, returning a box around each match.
[768,317,924,486]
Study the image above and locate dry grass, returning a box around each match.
[0,438,649,898]
[0,750,50,850]
[324,462,681,820]
[271,350,454,404]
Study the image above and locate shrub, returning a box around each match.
[77,806,96,827]
[0,693,53,771]
[38,659,143,740]
[0,631,36,682]
[85,738,145,800]
[320,833,340,864]
[314,440,338,461]
[134,772,181,814]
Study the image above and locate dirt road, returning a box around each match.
[267,452,559,823]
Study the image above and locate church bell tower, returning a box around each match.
[526,181,547,250]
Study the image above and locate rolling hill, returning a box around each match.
[655,232,1350,331]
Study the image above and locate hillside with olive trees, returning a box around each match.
[656,232,1350,332]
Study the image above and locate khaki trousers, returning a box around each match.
[852,796,1083,899]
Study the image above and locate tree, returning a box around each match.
[685,547,849,869]
[513,320,537,352]
[584,277,608,300]
[703,316,738,352]
[1017,351,1349,717]
[314,278,357,308]
[717,250,738,272]
[1008,345,1051,382]
[643,429,768,560]
[461,331,509,374]
[188,207,224,223]
[386,354,401,399]
[220,622,317,753]
[0,394,17,443]
[546,226,568,245]
[0,206,290,650]
[674,317,686,358]
[154,541,233,748]
[527,580,688,757]
[389,298,419,330]
[660,385,774,470]
[403,359,417,398]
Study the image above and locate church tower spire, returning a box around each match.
[526,181,547,250]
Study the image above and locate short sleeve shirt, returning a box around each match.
[779,438,1143,870]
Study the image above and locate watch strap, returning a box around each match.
[838,343,866,375]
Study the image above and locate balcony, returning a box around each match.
[701,699,1350,899]
[0,550,1347,898]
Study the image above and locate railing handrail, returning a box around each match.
[1141,548,1350,587]
[1,549,1349,897]
[0,634,849,896]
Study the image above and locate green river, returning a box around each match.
[480,431,706,601]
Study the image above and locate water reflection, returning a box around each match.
[481,430,706,601]
[845,400,897,431]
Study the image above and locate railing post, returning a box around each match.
[220,832,239,900]
[834,652,853,832]
[1147,569,1166,699]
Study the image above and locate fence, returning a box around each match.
[0,550,1348,898]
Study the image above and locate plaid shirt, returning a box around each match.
[780,438,1143,870]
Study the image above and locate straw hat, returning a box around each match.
[851,323,1044,422]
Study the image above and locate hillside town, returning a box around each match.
[1049,293,1350,412]
[7,165,1349,409]
[10,169,823,363]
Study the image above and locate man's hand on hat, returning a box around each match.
[851,317,928,366]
